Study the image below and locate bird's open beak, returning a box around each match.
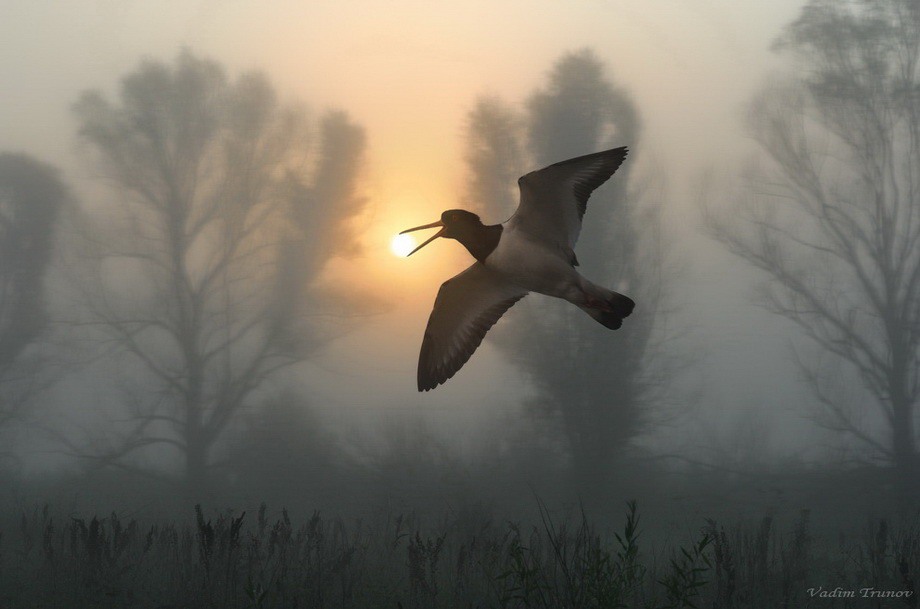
[399,220,445,256]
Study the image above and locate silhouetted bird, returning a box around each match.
[402,147,634,391]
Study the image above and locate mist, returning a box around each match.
[2,1,919,607]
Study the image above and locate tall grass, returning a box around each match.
[1,502,917,608]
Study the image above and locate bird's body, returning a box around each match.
[485,225,581,301]
[402,146,634,391]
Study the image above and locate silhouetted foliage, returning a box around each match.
[5,500,919,608]
[707,0,920,486]
[68,50,366,495]
[464,50,667,500]
[0,502,725,609]
[0,153,66,430]
[274,110,368,341]
[463,97,524,215]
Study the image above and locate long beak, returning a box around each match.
[400,220,445,256]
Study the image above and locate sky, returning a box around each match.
[0,0,816,463]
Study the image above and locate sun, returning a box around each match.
[390,233,417,257]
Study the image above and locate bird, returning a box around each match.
[401,146,634,392]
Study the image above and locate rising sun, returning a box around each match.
[390,233,417,257]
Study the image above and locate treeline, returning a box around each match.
[3,0,920,509]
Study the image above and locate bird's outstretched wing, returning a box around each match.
[417,263,527,391]
[509,147,628,255]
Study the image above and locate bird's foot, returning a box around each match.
[585,294,613,312]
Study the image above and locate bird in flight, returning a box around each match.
[401,147,634,391]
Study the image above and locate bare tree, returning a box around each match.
[70,50,366,494]
[464,51,669,499]
[708,0,920,483]
[0,154,66,433]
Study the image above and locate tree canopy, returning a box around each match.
[70,50,367,493]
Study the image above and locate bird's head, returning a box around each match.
[399,209,484,256]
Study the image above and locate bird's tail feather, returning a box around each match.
[577,282,635,330]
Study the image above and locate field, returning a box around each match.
[2,496,919,608]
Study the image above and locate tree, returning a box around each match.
[0,154,66,432]
[463,97,524,215]
[274,110,367,337]
[70,50,366,494]
[464,51,667,499]
[707,0,920,484]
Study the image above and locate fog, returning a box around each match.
[2,1,920,606]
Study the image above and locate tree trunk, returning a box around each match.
[891,394,917,498]
[567,400,624,506]
[185,430,209,501]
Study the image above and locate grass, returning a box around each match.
[0,502,918,608]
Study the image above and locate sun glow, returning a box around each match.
[390,233,417,257]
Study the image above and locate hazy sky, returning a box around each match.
[1,0,814,460]
[3,1,799,186]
